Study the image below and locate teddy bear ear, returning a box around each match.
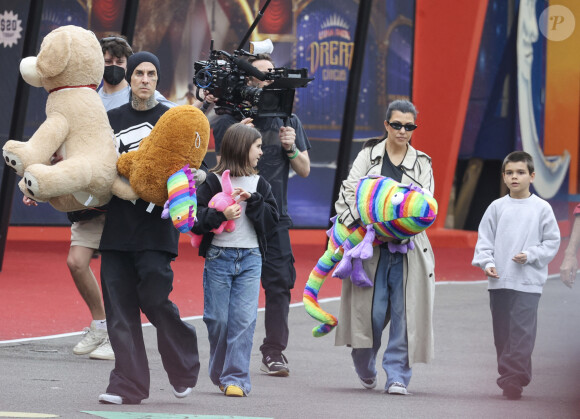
[36,29,72,78]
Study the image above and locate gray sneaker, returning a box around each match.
[73,324,107,355]
[89,337,115,360]
[260,354,290,376]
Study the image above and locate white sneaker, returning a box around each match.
[98,393,123,404]
[73,324,107,355]
[89,337,115,360]
[387,382,408,395]
[172,385,193,398]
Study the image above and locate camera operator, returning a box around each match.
[212,53,311,377]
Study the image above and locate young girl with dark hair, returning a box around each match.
[192,123,279,397]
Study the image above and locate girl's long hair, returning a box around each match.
[212,123,261,176]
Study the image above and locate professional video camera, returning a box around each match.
[193,0,313,119]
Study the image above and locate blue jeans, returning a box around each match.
[203,246,261,395]
[351,247,412,389]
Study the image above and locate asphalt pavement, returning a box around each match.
[1,278,579,419]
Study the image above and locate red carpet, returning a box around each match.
[0,228,567,341]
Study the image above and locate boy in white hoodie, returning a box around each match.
[472,151,560,400]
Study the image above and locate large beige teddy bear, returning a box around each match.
[2,25,117,211]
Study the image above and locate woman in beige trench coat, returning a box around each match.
[334,100,435,395]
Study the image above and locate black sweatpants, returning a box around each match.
[101,250,200,403]
[259,217,296,357]
[489,289,541,392]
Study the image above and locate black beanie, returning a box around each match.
[126,51,161,85]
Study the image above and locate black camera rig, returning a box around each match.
[193,0,313,119]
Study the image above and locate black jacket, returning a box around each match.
[191,172,279,260]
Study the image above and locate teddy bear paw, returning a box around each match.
[3,149,25,176]
[192,168,206,185]
[21,172,40,198]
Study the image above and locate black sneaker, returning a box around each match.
[260,353,290,376]
[359,376,377,389]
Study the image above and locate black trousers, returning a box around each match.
[489,289,540,392]
[259,217,296,357]
[100,250,200,403]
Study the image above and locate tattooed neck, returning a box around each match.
[131,94,158,111]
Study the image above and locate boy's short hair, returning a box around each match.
[502,151,534,174]
[100,35,133,59]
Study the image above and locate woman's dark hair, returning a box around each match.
[386,99,418,121]
[363,99,418,149]
[212,123,261,177]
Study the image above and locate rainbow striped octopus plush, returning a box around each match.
[303,175,438,337]
[161,164,198,246]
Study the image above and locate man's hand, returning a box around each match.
[485,266,499,278]
[194,90,218,111]
[560,252,577,288]
[240,118,254,127]
[279,126,296,153]
[22,196,38,207]
[203,91,218,104]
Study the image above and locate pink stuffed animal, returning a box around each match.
[190,169,237,247]
[208,170,236,234]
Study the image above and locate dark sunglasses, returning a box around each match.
[100,36,133,53]
[388,121,418,131]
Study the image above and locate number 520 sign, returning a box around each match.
[0,10,22,48]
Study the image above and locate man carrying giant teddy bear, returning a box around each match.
[20,35,179,363]
[97,51,200,405]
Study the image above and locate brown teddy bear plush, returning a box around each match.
[113,104,210,207]
[2,25,117,211]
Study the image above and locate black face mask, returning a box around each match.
[103,65,126,86]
